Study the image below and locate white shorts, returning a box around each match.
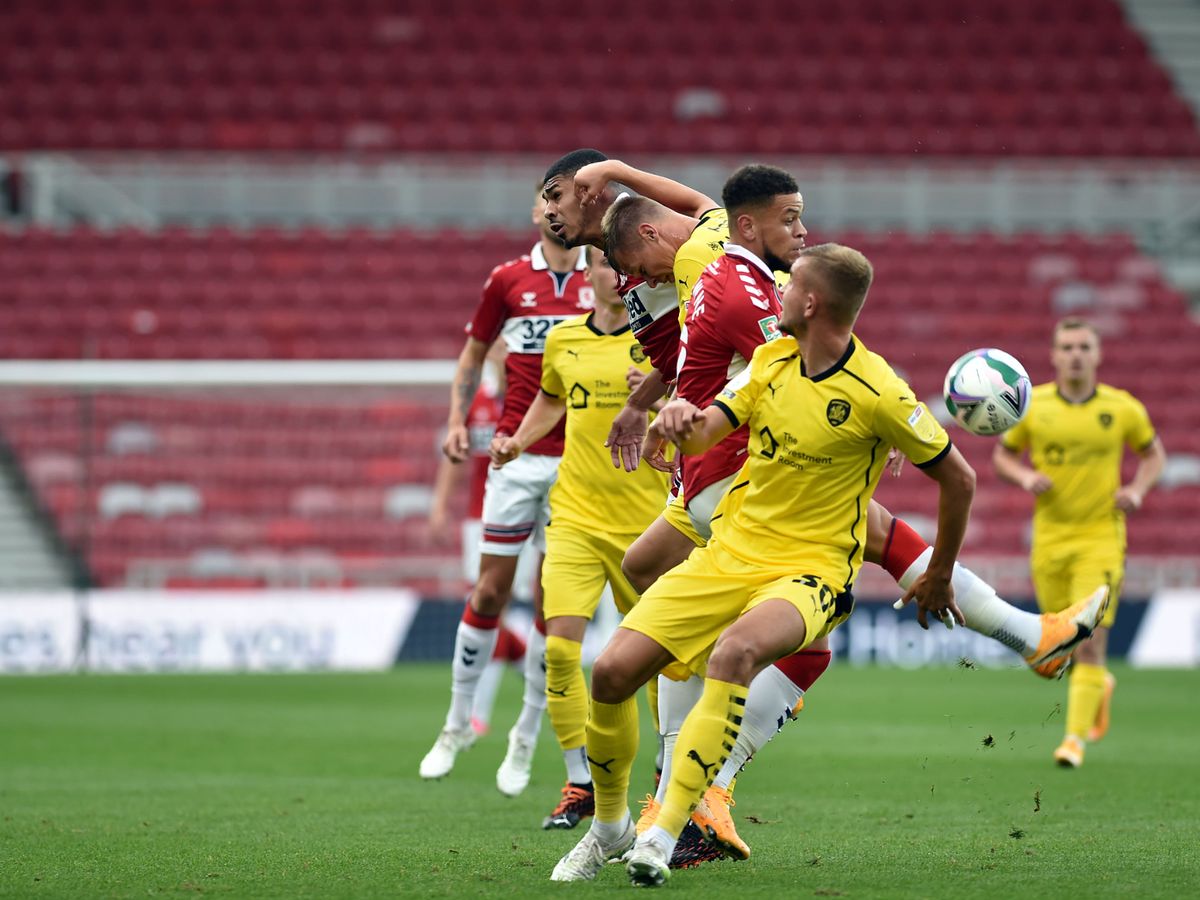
[686,473,735,543]
[479,452,560,557]
[461,519,542,602]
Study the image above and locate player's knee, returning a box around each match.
[707,636,762,685]
[590,653,638,704]
[470,573,512,617]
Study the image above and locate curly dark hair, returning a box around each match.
[543,149,609,186]
[721,164,799,214]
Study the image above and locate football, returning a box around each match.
[943,348,1032,436]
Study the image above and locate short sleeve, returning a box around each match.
[674,247,710,323]
[1000,410,1030,453]
[1123,394,1156,452]
[719,285,780,363]
[712,347,766,428]
[466,265,511,343]
[872,375,952,469]
[540,328,565,398]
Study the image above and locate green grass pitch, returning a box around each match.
[2,663,1198,898]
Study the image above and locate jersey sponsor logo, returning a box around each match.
[622,289,653,332]
[520,291,538,307]
[826,399,851,427]
[630,344,648,364]
[568,383,590,409]
[759,425,779,459]
[758,315,781,342]
[1099,412,1113,429]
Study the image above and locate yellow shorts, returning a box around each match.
[662,490,706,548]
[620,538,854,680]
[542,523,641,619]
[1031,535,1124,628]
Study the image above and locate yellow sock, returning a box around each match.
[646,675,660,739]
[586,696,639,823]
[1066,662,1108,741]
[544,635,587,752]
[658,677,748,837]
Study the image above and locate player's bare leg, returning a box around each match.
[622,514,698,594]
[420,553,519,780]
[869,501,1106,675]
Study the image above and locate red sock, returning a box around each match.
[462,605,501,630]
[493,626,526,662]
[773,649,832,692]
[533,616,546,636]
[880,517,929,582]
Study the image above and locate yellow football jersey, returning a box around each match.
[540,313,671,533]
[1001,382,1156,542]
[674,208,790,326]
[710,334,950,589]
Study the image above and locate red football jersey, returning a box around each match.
[466,242,592,456]
[617,274,682,384]
[676,244,783,505]
[465,382,502,518]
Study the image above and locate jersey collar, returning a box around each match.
[1055,385,1098,405]
[801,337,857,381]
[586,311,632,336]
[531,242,587,272]
[724,242,775,281]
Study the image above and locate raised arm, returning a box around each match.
[490,391,568,467]
[443,336,490,462]
[606,367,670,472]
[574,159,717,219]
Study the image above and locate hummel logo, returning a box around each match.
[587,755,616,774]
[687,749,717,779]
[461,654,476,667]
[520,292,538,307]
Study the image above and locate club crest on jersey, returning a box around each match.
[826,399,851,427]
[520,291,538,307]
[630,344,648,364]
[758,315,781,342]
[1099,412,1113,429]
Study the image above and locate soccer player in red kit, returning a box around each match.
[420,189,593,796]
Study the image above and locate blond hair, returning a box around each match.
[797,243,874,325]
[601,195,668,271]
[1053,317,1101,347]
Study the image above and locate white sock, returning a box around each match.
[713,665,802,789]
[470,660,505,731]
[564,746,591,785]
[898,547,1042,656]
[446,619,500,732]
[591,812,632,843]
[642,824,678,858]
[655,674,704,803]
[512,625,547,743]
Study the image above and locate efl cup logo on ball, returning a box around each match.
[943,348,1032,436]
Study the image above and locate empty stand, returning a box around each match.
[0,226,1195,587]
[1,0,1197,156]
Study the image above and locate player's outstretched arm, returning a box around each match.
[574,159,717,219]
[444,336,491,462]
[489,390,567,468]
[897,446,975,629]
[428,453,464,542]
[991,442,1051,495]
[646,398,734,457]
[1116,435,1167,512]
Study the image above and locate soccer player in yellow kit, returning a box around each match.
[490,249,669,829]
[551,243,975,886]
[993,318,1166,768]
